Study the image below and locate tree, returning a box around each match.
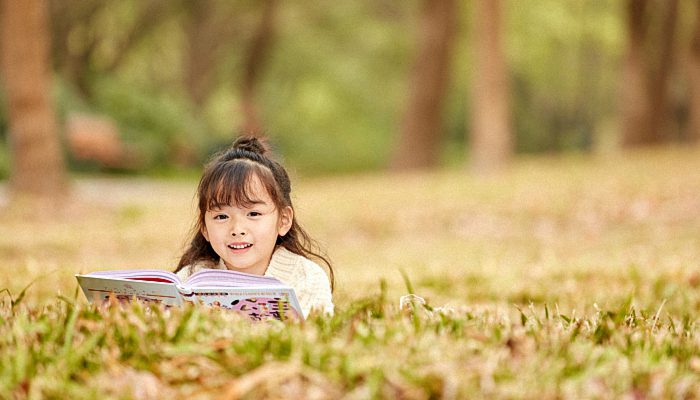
[469,0,512,172]
[688,1,700,143]
[182,0,275,134]
[240,0,277,135]
[619,0,679,146]
[183,0,230,108]
[1,0,67,198]
[390,0,457,170]
[49,0,172,99]
[48,0,102,97]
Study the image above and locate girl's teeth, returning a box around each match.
[230,244,251,249]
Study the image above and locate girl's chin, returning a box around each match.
[221,261,265,275]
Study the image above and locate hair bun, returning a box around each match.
[233,135,269,155]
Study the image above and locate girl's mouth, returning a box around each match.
[228,243,253,250]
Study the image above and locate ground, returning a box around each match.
[1,147,699,398]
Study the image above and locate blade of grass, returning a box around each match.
[650,299,667,332]
[399,269,415,294]
[514,305,527,326]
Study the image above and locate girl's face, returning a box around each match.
[201,176,293,275]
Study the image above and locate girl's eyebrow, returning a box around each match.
[242,200,268,207]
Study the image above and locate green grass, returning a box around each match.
[2,147,700,398]
[2,294,699,398]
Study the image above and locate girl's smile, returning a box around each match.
[228,242,253,251]
[227,242,254,254]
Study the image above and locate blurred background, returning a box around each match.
[1,0,698,192]
[1,1,700,307]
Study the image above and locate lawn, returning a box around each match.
[1,147,700,398]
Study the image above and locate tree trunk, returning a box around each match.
[619,0,651,145]
[48,0,102,98]
[647,0,678,141]
[183,0,221,108]
[688,2,700,143]
[102,0,170,74]
[469,0,512,173]
[620,0,679,146]
[240,0,277,135]
[1,0,67,198]
[390,0,457,170]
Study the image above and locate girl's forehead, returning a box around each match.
[240,174,272,197]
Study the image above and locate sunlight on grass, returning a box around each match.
[1,147,700,397]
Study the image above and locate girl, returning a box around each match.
[175,136,334,317]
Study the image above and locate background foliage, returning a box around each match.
[0,0,640,176]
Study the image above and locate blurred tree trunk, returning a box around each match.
[101,0,170,73]
[470,0,512,172]
[184,1,277,135]
[390,0,456,170]
[183,0,220,108]
[49,0,102,98]
[1,0,67,198]
[620,0,679,146]
[240,0,277,136]
[688,2,700,143]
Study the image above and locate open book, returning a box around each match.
[76,269,303,321]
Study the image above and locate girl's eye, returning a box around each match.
[213,214,228,220]
[248,211,262,217]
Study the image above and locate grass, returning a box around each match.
[1,147,700,398]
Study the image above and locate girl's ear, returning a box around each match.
[278,206,293,237]
[201,226,210,242]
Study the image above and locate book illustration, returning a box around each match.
[181,290,301,320]
[221,297,299,320]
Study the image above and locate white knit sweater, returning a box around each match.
[176,247,334,318]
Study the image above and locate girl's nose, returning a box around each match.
[230,218,246,236]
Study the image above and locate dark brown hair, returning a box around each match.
[175,135,334,290]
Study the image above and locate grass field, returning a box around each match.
[1,147,700,398]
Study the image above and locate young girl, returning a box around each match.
[175,136,334,317]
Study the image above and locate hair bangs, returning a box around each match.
[200,160,283,211]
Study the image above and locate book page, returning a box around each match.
[84,269,181,284]
[76,275,183,306]
[185,269,285,288]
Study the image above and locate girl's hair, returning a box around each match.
[175,135,334,290]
